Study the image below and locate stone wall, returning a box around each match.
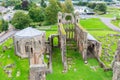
[30,64,47,80]
[75,24,88,61]
[112,40,120,80]
[58,24,67,72]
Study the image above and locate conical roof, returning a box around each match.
[14,27,45,38]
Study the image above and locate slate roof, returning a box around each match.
[14,27,45,38]
[87,33,97,41]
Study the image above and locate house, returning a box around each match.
[74,6,95,15]
[0,6,9,14]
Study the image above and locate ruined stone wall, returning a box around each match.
[112,40,120,80]
[58,24,67,72]
[112,62,120,80]
[75,24,88,61]
[30,65,47,80]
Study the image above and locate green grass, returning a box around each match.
[0,18,115,80]
[80,18,112,31]
[89,31,119,67]
[111,20,120,28]
[47,48,112,80]
[80,18,120,67]
[0,38,29,80]
[101,7,120,18]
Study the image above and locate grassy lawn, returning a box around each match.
[0,38,29,80]
[80,18,120,67]
[0,18,115,80]
[47,48,112,80]
[111,20,120,28]
[80,18,112,31]
[101,7,120,18]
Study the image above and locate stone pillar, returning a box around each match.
[30,64,47,80]
[112,62,120,80]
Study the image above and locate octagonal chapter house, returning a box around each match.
[13,27,46,58]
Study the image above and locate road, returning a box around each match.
[0,30,17,45]
[100,17,120,32]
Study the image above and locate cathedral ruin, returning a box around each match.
[13,12,102,80]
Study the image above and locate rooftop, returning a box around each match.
[14,27,45,38]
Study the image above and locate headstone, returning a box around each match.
[16,71,20,77]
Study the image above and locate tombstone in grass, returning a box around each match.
[112,39,120,80]
[16,71,21,77]
[2,46,8,52]
[13,27,47,80]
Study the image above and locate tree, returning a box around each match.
[45,0,60,25]
[64,0,74,13]
[14,3,22,10]
[5,0,21,7]
[40,0,47,8]
[2,20,8,31]
[22,0,29,10]
[95,3,107,14]
[29,7,45,22]
[11,11,32,29]
[87,3,96,9]
[0,20,2,32]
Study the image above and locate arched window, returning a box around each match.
[17,41,20,53]
[25,42,29,53]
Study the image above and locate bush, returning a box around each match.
[45,0,60,25]
[11,11,32,29]
[29,7,45,22]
